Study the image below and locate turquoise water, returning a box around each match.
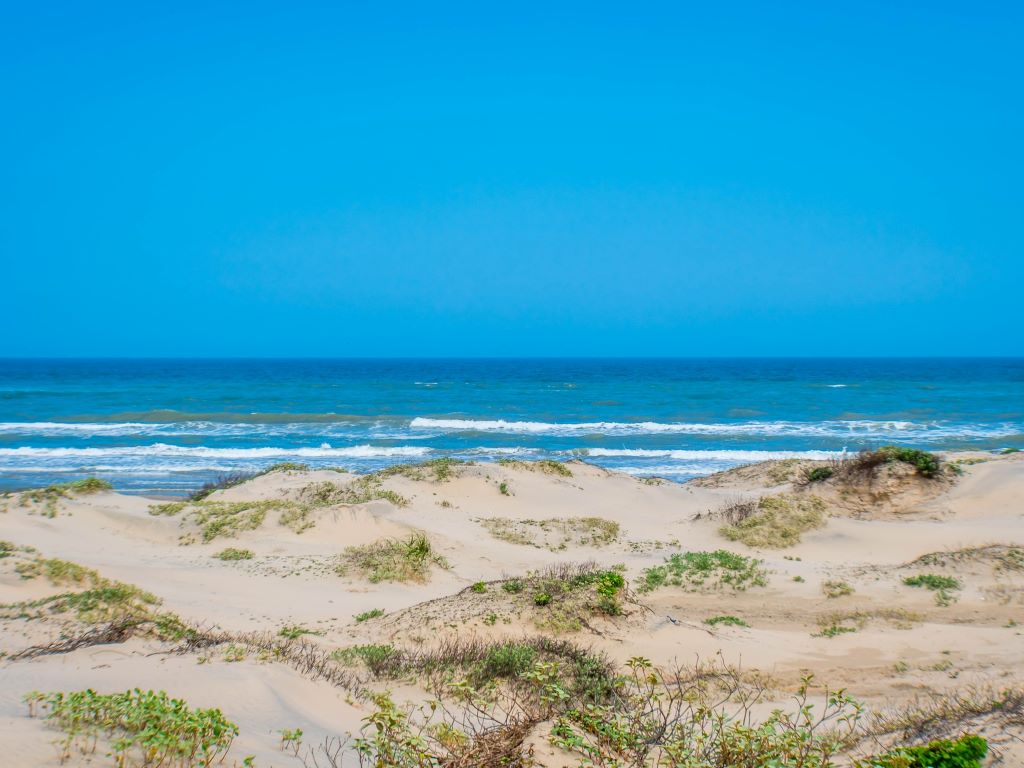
[0,358,1021,494]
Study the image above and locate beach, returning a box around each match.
[1,450,1022,765]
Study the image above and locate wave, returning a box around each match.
[410,417,1017,439]
[1,417,1019,442]
[0,443,430,460]
[583,448,841,460]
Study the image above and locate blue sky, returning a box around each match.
[2,2,1021,356]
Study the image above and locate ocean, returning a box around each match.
[0,358,1021,495]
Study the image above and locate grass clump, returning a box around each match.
[497,458,573,477]
[188,472,256,502]
[24,688,238,767]
[822,579,855,598]
[718,493,826,548]
[278,505,315,534]
[704,615,749,628]
[639,550,768,593]
[372,458,470,483]
[903,573,961,606]
[337,533,449,583]
[814,623,859,638]
[1,554,188,640]
[299,477,408,507]
[213,547,253,561]
[354,608,385,622]
[18,477,113,517]
[278,624,320,639]
[187,500,284,542]
[915,544,1024,573]
[148,501,187,516]
[478,516,620,550]
[261,461,310,473]
[332,643,401,674]
[471,563,633,633]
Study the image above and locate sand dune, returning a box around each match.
[1,452,1022,765]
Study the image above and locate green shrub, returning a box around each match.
[858,733,987,768]
[534,592,552,606]
[502,579,524,594]
[471,581,488,593]
[805,466,834,483]
[877,446,942,478]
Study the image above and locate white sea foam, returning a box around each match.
[0,418,1017,441]
[583,448,841,460]
[0,444,430,460]
[410,417,1016,439]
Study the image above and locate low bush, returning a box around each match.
[833,446,943,483]
[804,466,835,483]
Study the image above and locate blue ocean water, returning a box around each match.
[0,358,1021,495]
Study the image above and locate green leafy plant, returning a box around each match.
[903,573,961,605]
[354,608,385,622]
[639,550,768,593]
[857,733,987,767]
[471,581,488,593]
[24,688,239,767]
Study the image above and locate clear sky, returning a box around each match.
[2,2,1021,357]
